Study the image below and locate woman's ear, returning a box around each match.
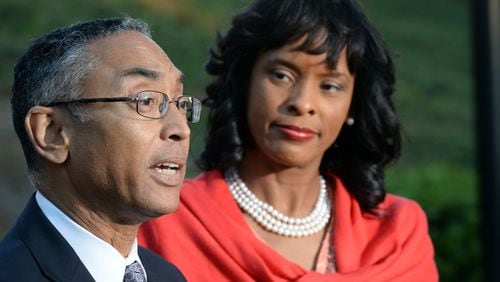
[25,106,69,164]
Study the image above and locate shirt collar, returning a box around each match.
[36,191,146,282]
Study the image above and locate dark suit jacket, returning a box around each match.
[0,195,186,282]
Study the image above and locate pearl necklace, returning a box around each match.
[225,167,331,238]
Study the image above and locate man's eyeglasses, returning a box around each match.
[45,90,202,123]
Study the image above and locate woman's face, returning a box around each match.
[246,40,355,169]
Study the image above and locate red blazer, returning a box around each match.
[139,170,438,281]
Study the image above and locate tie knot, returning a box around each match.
[124,261,146,282]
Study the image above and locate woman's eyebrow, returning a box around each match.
[268,57,349,79]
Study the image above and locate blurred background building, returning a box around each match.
[0,0,481,280]
[474,0,499,281]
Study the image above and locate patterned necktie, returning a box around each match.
[123,261,146,282]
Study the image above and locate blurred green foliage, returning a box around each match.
[0,0,480,280]
[387,163,481,281]
[363,0,474,169]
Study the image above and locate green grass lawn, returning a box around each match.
[0,0,480,280]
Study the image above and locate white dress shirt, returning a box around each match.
[36,191,147,282]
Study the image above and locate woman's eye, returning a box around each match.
[321,82,342,93]
[269,69,292,83]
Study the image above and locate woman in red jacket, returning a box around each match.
[139,0,438,280]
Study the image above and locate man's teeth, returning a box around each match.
[153,163,180,175]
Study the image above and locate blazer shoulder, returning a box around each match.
[139,246,186,282]
[0,228,49,281]
[0,196,95,282]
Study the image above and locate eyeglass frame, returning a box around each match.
[43,90,201,123]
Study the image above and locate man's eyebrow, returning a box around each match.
[178,73,186,84]
[120,67,160,79]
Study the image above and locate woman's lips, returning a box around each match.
[274,124,317,141]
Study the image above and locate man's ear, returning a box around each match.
[25,106,70,164]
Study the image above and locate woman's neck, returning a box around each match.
[238,154,323,217]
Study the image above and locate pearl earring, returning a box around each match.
[346,117,355,126]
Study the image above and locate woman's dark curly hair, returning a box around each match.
[198,0,401,214]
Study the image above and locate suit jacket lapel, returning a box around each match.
[17,195,94,281]
[138,246,186,282]
[139,247,160,282]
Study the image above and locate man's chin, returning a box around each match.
[144,198,180,219]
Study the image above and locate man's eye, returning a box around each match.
[139,97,154,106]
[179,100,188,109]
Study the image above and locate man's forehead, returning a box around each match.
[86,31,183,83]
[87,31,170,67]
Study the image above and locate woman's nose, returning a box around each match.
[285,81,316,116]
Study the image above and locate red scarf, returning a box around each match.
[139,170,438,281]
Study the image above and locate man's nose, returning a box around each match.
[160,103,191,142]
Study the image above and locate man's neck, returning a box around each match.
[38,188,138,257]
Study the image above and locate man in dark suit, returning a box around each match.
[0,17,201,281]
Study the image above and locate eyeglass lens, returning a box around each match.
[136,91,201,123]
